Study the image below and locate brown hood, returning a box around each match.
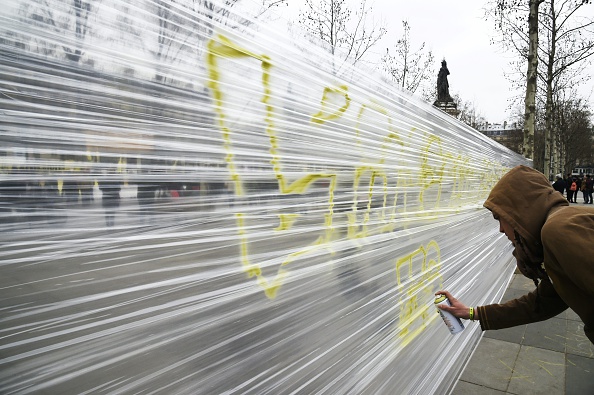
[483,165,569,273]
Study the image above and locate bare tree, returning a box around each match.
[486,0,593,175]
[487,0,544,163]
[556,98,593,173]
[452,93,488,130]
[196,0,241,33]
[524,0,543,163]
[381,20,434,100]
[298,0,386,67]
[111,0,246,84]
[253,0,290,20]
[15,0,95,63]
[143,0,204,84]
[539,0,594,177]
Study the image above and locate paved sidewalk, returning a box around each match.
[452,271,594,395]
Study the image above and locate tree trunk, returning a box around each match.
[543,0,557,179]
[522,0,541,163]
[544,76,554,178]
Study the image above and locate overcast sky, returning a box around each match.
[371,0,518,123]
[269,0,594,124]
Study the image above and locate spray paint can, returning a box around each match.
[434,295,465,335]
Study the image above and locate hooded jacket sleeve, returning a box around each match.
[476,278,568,331]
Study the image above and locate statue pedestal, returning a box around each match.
[433,100,460,118]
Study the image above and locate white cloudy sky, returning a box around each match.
[268,0,594,124]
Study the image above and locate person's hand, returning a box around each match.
[435,290,470,319]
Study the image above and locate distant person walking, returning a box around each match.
[137,178,156,224]
[585,174,593,204]
[552,174,565,197]
[580,175,588,203]
[78,168,95,206]
[566,174,576,203]
[99,175,121,227]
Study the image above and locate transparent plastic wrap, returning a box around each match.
[0,0,530,393]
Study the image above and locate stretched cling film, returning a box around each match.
[0,0,526,393]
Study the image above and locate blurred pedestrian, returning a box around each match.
[576,176,583,202]
[62,177,79,203]
[136,178,156,224]
[437,165,594,344]
[552,174,565,197]
[580,175,588,203]
[99,175,121,227]
[584,174,593,204]
[78,168,95,205]
[566,173,576,203]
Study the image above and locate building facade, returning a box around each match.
[478,122,523,154]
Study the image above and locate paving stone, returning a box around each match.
[565,353,594,395]
[565,308,581,322]
[506,345,565,395]
[566,320,594,358]
[451,380,506,395]
[522,317,567,353]
[501,287,530,301]
[459,338,520,392]
[484,324,526,345]
[508,274,534,292]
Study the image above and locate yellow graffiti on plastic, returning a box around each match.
[354,100,405,151]
[311,85,351,124]
[258,269,288,300]
[346,167,388,239]
[206,34,513,301]
[275,214,299,231]
[207,34,340,298]
[236,213,261,278]
[351,103,405,232]
[419,134,445,213]
[446,153,471,209]
[395,240,443,347]
[207,35,270,196]
[206,35,335,196]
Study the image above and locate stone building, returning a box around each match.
[478,121,523,154]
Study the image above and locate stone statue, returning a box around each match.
[437,60,453,102]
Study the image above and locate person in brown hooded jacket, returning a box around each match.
[437,165,594,344]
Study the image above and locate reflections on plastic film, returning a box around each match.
[0,151,131,194]
[207,34,340,299]
[419,134,444,213]
[395,240,443,346]
[205,34,506,300]
[311,85,351,124]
